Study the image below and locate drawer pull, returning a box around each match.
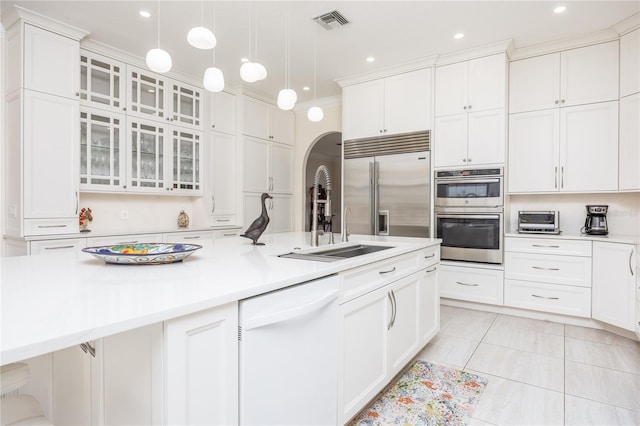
[531,294,559,300]
[222,232,238,237]
[37,225,67,228]
[531,266,560,271]
[216,219,231,222]
[182,236,200,239]
[44,245,74,250]
[426,267,437,273]
[532,244,560,248]
[424,254,435,259]
[379,267,396,275]
[456,281,479,287]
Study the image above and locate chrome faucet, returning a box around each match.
[342,206,351,242]
[311,165,332,247]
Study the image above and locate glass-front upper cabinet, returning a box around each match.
[171,129,203,194]
[127,65,167,120]
[171,82,203,130]
[80,51,126,113]
[80,108,126,192]
[128,118,168,193]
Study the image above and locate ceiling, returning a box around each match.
[2,1,638,106]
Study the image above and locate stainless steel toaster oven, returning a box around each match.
[517,211,560,234]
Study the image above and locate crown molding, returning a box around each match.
[435,39,514,66]
[335,55,438,88]
[293,95,341,112]
[4,5,89,41]
[509,29,619,61]
[612,12,640,36]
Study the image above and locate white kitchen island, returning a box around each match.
[1,232,441,425]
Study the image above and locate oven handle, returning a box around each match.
[435,214,501,220]
[435,178,501,184]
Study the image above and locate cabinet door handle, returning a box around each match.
[387,292,394,330]
[554,166,558,189]
[76,192,79,215]
[532,294,559,300]
[379,266,396,275]
[37,225,68,228]
[211,196,215,214]
[456,281,479,287]
[532,244,560,248]
[44,245,75,250]
[561,166,564,188]
[532,266,560,271]
[630,249,635,276]
[79,342,96,357]
[390,290,397,328]
[426,267,437,273]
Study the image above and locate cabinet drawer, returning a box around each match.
[24,218,78,236]
[210,215,236,227]
[214,229,242,238]
[505,237,591,256]
[505,252,592,287]
[86,234,164,247]
[340,253,418,303]
[163,231,214,244]
[419,245,440,268]
[505,279,591,318]
[30,238,86,255]
[440,265,504,305]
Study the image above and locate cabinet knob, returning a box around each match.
[462,158,467,162]
[212,124,216,128]
[463,106,467,110]
[384,129,387,133]
[123,107,127,111]
[75,92,80,97]
[555,100,559,105]
[379,130,383,133]
[467,158,472,162]
[468,105,472,109]
[561,99,565,104]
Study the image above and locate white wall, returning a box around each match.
[1,24,5,256]
[507,192,640,236]
[292,99,342,232]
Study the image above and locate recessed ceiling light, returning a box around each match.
[366,56,375,63]
[241,57,249,63]
[139,10,151,18]
[303,86,310,91]
[454,33,464,39]
[554,5,567,13]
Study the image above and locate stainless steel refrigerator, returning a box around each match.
[343,131,430,237]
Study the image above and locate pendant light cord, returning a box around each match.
[212,0,216,65]
[285,3,289,89]
[156,0,160,48]
[313,29,317,105]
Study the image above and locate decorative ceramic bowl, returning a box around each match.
[82,243,202,265]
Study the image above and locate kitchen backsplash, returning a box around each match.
[507,192,640,236]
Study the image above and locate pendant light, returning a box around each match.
[203,1,224,92]
[187,0,217,49]
[240,2,267,83]
[307,28,323,122]
[145,0,172,73]
[277,4,296,110]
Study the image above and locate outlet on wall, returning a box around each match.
[121,210,128,220]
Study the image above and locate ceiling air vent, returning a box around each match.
[313,10,350,30]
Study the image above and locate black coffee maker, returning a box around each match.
[582,205,609,235]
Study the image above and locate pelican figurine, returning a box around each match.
[241,193,273,245]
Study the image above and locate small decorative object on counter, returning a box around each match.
[79,207,93,233]
[241,193,272,245]
[177,210,190,228]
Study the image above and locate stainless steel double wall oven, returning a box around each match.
[435,168,504,264]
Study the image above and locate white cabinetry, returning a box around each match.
[208,90,236,135]
[508,101,618,193]
[504,237,592,317]
[242,193,293,234]
[621,29,640,97]
[592,242,637,331]
[342,68,432,140]
[164,303,238,426]
[242,137,292,194]
[242,97,293,145]
[30,238,86,255]
[163,230,215,249]
[80,50,126,114]
[209,132,238,226]
[434,54,506,167]
[4,21,84,238]
[509,41,619,114]
[440,264,504,305]
[338,250,440,424]
[619,28,640,192]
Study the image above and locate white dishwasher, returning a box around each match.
[239,275,339,425]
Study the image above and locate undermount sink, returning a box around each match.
[278,244,394,262]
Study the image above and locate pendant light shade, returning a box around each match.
[146,48,172,73]
[203,66,225,92]
[307,106,324,122]
[255,63,267,81]
[240,62,260,83]
[277,89,297,110]
[187,26,217,49]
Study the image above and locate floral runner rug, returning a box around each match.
[349,360,488,426]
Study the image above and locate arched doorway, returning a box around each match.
[304,131,342,233]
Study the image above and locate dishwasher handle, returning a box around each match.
[244,290,339,331]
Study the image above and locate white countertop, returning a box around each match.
[0,232,440,366]
[505,231,640,245]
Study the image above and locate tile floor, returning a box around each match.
[414,305,640,425]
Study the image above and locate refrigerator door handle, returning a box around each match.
[378,210,389,236]
[369,161,377,235]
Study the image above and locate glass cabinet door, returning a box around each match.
[171,82,202,129]
[127,66,166,120]
[128,119,168,192]
[80,108,126,192]
[171,129,203,194]
[80,51,125,113]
